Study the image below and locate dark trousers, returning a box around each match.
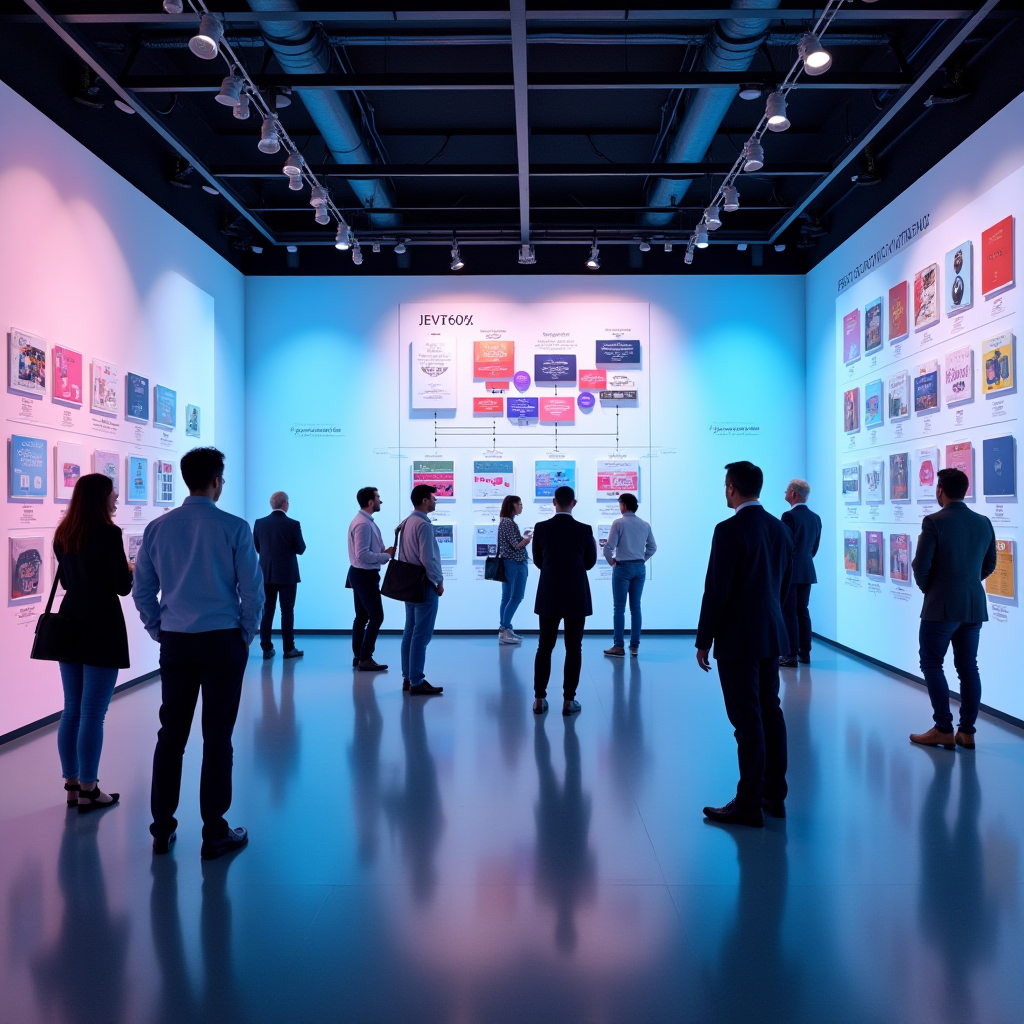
[260,583,297,652]
[348,567,384,661]
[783,583,813,657]
[151,629,248,841]
[717,656,788,808]
[919,620,982,734]
[534,616,586,701]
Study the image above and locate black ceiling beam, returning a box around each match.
[250,204,790,212]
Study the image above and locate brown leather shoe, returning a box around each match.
[955,730,976,750]
[910,727,956,750]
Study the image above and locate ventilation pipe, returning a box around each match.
[246,0,398,227]
[643,0,782,226]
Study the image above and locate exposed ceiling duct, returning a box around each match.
[246,0,398,227]
[642,0,782,227]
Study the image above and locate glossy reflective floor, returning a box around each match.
[2,636,1023,1023]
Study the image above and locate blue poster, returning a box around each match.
[9,434,47,498]
[507,396,539,419]
[596,339,641,364]
[534,354,577,383]
[125,372,149,421]
[983,435,1016,497]
[154,384,176,429]
[534,460,576,498]
[127,455,148,503]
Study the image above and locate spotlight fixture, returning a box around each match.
[251,246,263,254]
[113,99,135,115]
[314,206,331,226]
[287,175,303,192]
[722,185,740,213]
[705,205,722,231]
[664,242,673,253]
[585,243,600,270]
[695,225,709,249]
[286,245,298,253]
[162,0,183,13]
[272,86,293,110]
[765,91,790,132]
[737,243,749,251]
[639,240,651,252]
[738,83,761,101]
[372,243,381,254]
[233,91,250,120]
[310,184,327,208]
[334,223,351,250]
[258,115,281,155]
[394,240,407,255]
[352,242,363,266]
[798,33,832,75]
[201,184,220,195]
[282,152,302,179]
[518,244,537,265]
[774,244,786,252]
[450,242,465,272]
[684,247,694,265]
[189,13,224,60]
[743,139,764,172]
[215,72,243,107]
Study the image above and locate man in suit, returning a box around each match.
[780,478,822,667]
[532,485,598,716]
[910,467,997,751]
[253,491,307,660]
[696,461,794,827]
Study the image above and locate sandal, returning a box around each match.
[64,781,80,808]
[78,783,119,814]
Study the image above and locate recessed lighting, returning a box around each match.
[201,184,220,195]
[774,244,786,252]
[113,99,135,115]
[251,246,263,254]
[286,245,298,253]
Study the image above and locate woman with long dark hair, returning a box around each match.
[497,494,532,644]
[52,472,133,811]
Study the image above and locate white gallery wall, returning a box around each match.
[0,80,246,740]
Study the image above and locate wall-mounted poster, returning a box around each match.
[888,281,909,343]
[842,309,860,364]
[865,531,884,579]
[982,435,1015,497]
[8,328,46,397]
[596,339,640,364]
[473,397,503,414]
[52,345,82,404]
[945,240,973,314]
[474,523,498,557]
[579,370,606,390]
[535,460,576,498]
[433,523,456,560]
[535,354,577,383]
[55,441,84,501]
[864,298,883,354]
[889,452,910,502]
[981,332,1014,396]
[913,360,939,413]
[914,263,939,331]
[981,215,1014,296]
[125,372,149,422]
[890,533,911,584]
[127,455,148,504]
[126,533,144,567]
[472,460,514,499]
[185,404,201,438]
[596,523,611,552]
[411,337,457,410]
[91,359,119,415]
[943,345,973,406]
[843,387,860,433]
[507,396,539,420]
[945,441,974,499]
[473,340,514,379]
[92,449,119,492]
[915,446,939,502]
[843,531,860,573]
[596,460,639,499]
[985,539,1015,600]
[887,370,910,421]
[539,397,575,423]
[154,459,175,506]
[9,434,47,498]
[842,463,861,504]
[864,458,884,504]
[154,385,176,429]
[864,379,884,428]
[10,536,44,600]
[412,460,455,498]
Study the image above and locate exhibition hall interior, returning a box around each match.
[1,0,1023,1019]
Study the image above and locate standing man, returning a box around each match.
[399,484,444,696]
[696,461,793,827]
[910,467,997,750]
[779,479,821,667]
[532,485,598,716]
[134,447,264,860]
[253,491,306,661]
[602,492,657,659]
[347,486,395,672]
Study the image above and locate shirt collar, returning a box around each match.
[359,509,377,522]
[272,508,286,514]
[734,499,762,514]
[621,511,636,517]
[183,495,215,506]
[411,510,431,521]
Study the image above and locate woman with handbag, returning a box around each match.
[497,495,532,645]
[51,472,133,812]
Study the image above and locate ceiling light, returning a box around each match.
[798,33,832,75]
[314,206,331,226]
[258,115,281,155]
[639,240,651,252]
[251,246,263,254]
[684,248,694,265]
[272,86,293,110]
[286,245,298,253]
[450,243,465,272]
[334,223,351,250]
[774,243,786,252]
[113,99,135,115]
[737,243,749,251]
[189,13,224,60]
[215,72,243,107]
[233,91,250,120]
[695,225,709,249]
[705,205,722,231]
[664,241,673,253]
[310,184,327,207]
[162,0,183,12]
[201,184,219,195]
[738,83,761,101]
[394,241,407,254]
[283,152,302,178]
[372,243,381,253]
[585,243,600,270]
[287,175,303,191]
[518,244,536,265]
[352,242,363,266]
[743,139,764,172]
[722,185,740,212]
[765,91,790,132]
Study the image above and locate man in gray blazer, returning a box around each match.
[910,467,997,750]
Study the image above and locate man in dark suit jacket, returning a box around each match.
[910,467,997,751]
[696,461,794,828]
[780,478,822,666]
[532,485,598,716]
[253,491,307,660]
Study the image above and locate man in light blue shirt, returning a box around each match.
[603,492,657,658]
[134,447,263,861]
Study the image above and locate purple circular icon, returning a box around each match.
[577,391,595,411]
[513,370,531,392]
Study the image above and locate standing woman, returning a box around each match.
[497,495,532,644]
[52,473,133,811]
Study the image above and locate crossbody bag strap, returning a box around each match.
[42,562,61,615]
[393,517,410,561]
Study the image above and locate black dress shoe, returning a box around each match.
[798,655,810,665]
[263,647,276,660]
[403,678,410,691]
[353,657,360,668]
[702,799,764,828]
[358,659,388,671]
[779,656,798,667]
[562,699,582,716]
[409,681,443,696]
[201,826,248,861]
[283,648,304,659]
[762,798,786,818]
[153,831,177,855]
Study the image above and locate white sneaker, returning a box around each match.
[507,630,524,644]
[499,629,518,645]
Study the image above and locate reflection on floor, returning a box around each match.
[1,636,1022,1023]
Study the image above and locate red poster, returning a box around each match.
[578,369,607,390]
[981,215,1014,295]
[473,397,503,414]
[487,381,510,392]
[52,346,83,404]
[539,397,575,423]
[473,340,514,378]
[842,309,860,363]
[888,281,908,342]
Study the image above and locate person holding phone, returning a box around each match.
[497,495,532,644]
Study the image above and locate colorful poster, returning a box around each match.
[981,215,1014,296]
[125,372,149,421]
[10,536,44,600]
[842,463,861,504]
[944,441,974,499]
[864,298,883,353]
[913,263,939,331]
[577,392,595,411]
[843,387,860,433]
[981,332,1014,396]
[945,240,973,314]
[596,460,639,498]
[915,446,939,502]
[507,396,539,419]
[185,404,201,438]
[865,531,884,578]
[842,309,861,363]
[8,328,46,397]
[473,397,503,414]
[890,534,911,583]
[579,370,606,390]
[433,523,456,560]
[154,385,176,429]
[943,345,973,405]
[864,379,883,428]
[127,455,148,504]
[600,389,638,401]
[52,345,83,404]
[888,281,909,342]
[534,354,577,383]
[843,531,860,573]
[474,523,498,557]
[154,459,175,506]
[92,449,119,492]
[887,370,910,421]
[596,339,640,364]
[472,460,514,499]
[539,397,575,423]
[534,460,576,498]
[913,360,939,413]
[985,539,1015,600]
[473,340,514,379]
[55,441,84,501]
[982,435,1015,497]
[9,434,47,498]
[864,458,884,504]
[91,359,119,415]
[889,452,910,502]
[596,524,611,551]
[411,337,457,409]
[412,460,455,498]
[513,370,531,392]
[126,534,144,566]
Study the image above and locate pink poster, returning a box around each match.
[539,397,575,422]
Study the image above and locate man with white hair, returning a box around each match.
[253,490,307,660]
[780,478,821,667]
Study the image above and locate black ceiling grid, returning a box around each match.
[0,2,1020,276]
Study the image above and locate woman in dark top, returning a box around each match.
[497,494,532,644]
[53,472,133,812]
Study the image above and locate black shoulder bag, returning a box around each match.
[484,556,506,582]
[381,519,429,604]
[31,566,76,662]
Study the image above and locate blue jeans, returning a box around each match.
[499,559,528,629]
[612,561,646,647]
[401,586,440,687]
[57,663,119,783]
[919,620,982,734]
